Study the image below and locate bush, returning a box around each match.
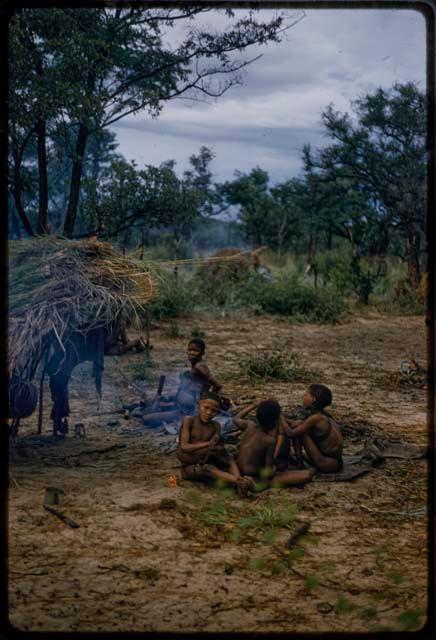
[242,275,345,323]
[239,350,303,383]
[318,253,354,294]
[149,272,192,319]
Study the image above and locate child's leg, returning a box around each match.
[271,467,315,487]
[202,463,240,485]
[142,409,180,426]
[302,433,341,473]
[292,437,305,468]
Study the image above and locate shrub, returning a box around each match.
[148,272,192,319]
[129,351,154,381]
[242,275,345,323]
[239,350,303,383]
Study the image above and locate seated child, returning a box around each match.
[143,338,222,427]
[234,399,314,487]
[284,384,343,473]
[177,392,253,495]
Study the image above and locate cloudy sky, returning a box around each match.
[111,8,426,187]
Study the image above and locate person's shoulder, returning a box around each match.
[194,360,209,373]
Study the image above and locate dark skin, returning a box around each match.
[274,415,305,469]
[234,402,314,487]
[143,343,222,426]
[284,389,343,473]
[178,398,242,485]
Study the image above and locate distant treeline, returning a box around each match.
[8,9,426,290]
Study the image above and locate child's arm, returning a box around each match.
[233,401,259,430]
[273,415,288,461]
[286,414,318,437]
[179,417,215,453]
[193,362,222,391]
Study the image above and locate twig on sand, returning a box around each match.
[285,521,311,549]
[43,505,80,528]
[64,444,127,458]
[9,473,20,488]
[360,505,426,517]
[10,569,49,577]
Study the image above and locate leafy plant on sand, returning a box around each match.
[129,351,154,382]
[180,494,300,547]
[239,349,307,384]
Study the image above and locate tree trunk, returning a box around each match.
[36,117,49,234]
[12,174,34,237]
[63,122,89,238]
[9,205,22,239]
[406,230,421,289]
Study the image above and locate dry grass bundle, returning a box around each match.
[9,237,158,377]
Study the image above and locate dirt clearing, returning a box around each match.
[8,312,429,633]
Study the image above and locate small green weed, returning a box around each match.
[387,570,405,585]
[164,320,185,338]
[335,595,355,615]
[358,606,378,621]
[247,557,268,571]
[191,326,207,339]
[397,608,426,631]
[239,350,303,383]
[305,574,320,590]
[236,501,298,531]
[129,351,154,381]
[287,547,305,563]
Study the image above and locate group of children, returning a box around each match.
[147,338,344,495]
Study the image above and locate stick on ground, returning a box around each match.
[43,505,80,529]
[285,521,310,549]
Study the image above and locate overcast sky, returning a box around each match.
[111,8,426,187]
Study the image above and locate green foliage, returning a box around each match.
[334,596,355,615]
[149,272,192,319]
[287,547,305,564]
[397,608,426,631]
[305,574,320,590]
[247,558,268,571]
[242,275,345,323]
[235,501,298,531]
[239,350,302,383]
[262,529,278,545]
[387,571,405,585]
[198,501,231,527]
[191,325,207,339]
[358,606,378,621]
[164,320,185,339]
[129,351,154,382]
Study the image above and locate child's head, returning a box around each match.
[256,399,281,431]
[187,338,206,363]
[303,384,332,411]
[198,391,220,423]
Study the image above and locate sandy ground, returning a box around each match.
[7,311,430,633]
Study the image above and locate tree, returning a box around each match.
[222,167,274,245]
[9,8,298,237]
[318,83,426,287]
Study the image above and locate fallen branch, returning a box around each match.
[113,362,147,399]
[43,505,80,529]
[64,444,127,458]
[285,521,310,549]
[360,505,426,517]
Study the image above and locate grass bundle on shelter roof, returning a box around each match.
[9,236,158,378]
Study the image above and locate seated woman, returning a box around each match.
[284,384,343,473]
[142,338,222,427]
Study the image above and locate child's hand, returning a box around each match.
[209,433,221,447]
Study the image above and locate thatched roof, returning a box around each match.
[9,237,158,378]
